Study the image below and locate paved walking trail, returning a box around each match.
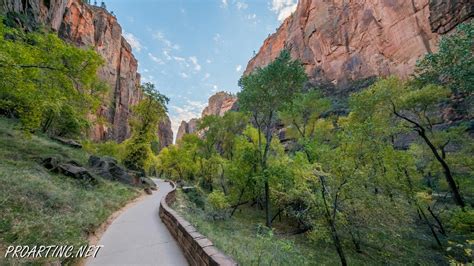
[87,179,188,266]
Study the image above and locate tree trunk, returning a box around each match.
[417,129,465,208]
[265,181,271,227]
[428,206,447,236]
[418,206,443,248]
[392,107,465,207]
[320,176,347,266]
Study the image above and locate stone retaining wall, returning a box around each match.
[159,182,237,266]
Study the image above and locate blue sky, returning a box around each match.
[104,0,297,137]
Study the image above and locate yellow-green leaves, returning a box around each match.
[0,21,104,136]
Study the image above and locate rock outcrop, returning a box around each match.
[0,0,173,146]
[175,92,237,142]
[158,116,173,149]
[176,118,199,142]
[245,0,473,86]
[201,92,238,117]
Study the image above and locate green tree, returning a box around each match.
[0,21,105,137]
[123,82,168,172]
[238,50,307,227]
[414,20,473,94]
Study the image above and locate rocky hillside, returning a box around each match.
[245,0,473,86]
[176,92,237,142]
[0,0,173,146]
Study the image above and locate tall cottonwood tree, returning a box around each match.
[238,50,307,227]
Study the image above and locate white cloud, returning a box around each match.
[203,73,211,81]
[206,59,212,64]
[173,56,186,62]
[236,1,248,10]
[180,72,189,79]
[187,100,207,110]
[236,65,242,72]
[153,31,180,50]
[189,56,201,71]
[213,33,221,43]
[221,0,228,7]
[163,50,172,60]
[123,32,142,52]
[142,75,156,84]
[212,84,219,92]
[148,52,164,64]
[270,0,297,22]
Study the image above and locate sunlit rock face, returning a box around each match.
[201,92,238,117]
[245,0,473,86]
[175,92,238,143]
[0,0,173,146]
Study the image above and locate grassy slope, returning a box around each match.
[0,118,139,264]
[173,189,446,266]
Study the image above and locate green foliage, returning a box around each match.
[82,140,126,161]
[207,190,230,210]
[0,20,105,137]
[415,20,473,94]
[156,35,473,264]
[238,50,307,136]
[123,82,169,173]
[157,134,201,181]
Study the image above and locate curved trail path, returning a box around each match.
[87,179,188,266]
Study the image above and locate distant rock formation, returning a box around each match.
[0,0,173,147]
[245,0,473,87]
[175,118,198,142]
[158,116,173,149]
[175,92,237,143]
[201,92,238,117]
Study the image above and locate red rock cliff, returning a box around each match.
[1,0,173,145]
[176,92,237,143]
[245,0,473,85]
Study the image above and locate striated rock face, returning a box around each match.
[175,92,237,143]
[59,1,142,142]
[158,116,173,149]
[245,0,473,86]
[0,0,173,146]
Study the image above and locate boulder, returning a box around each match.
[57,163,97,183]
[88,155,134,185]
[41,156,59,170]
[182,186,196,193]
[144,187,152,195]
[141,176,157,190]
[51,136,82,149]
[41,156,97,183]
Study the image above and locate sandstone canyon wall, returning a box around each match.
[0,0,173,146]
[245,0,473,86]
[176,92,238,142]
